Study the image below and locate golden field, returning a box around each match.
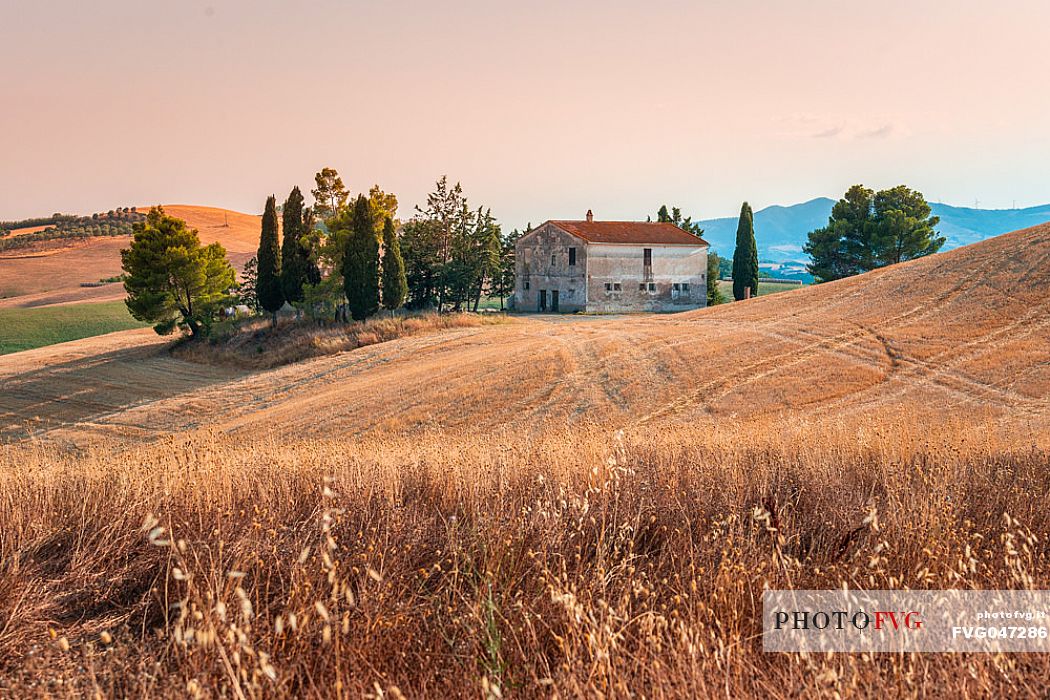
[1,222,1050,697]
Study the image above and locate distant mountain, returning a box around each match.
[927,202,1050,249]
[699,198,1050,281]
[699,198,834,266]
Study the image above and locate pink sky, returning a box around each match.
[2,0,1048,229]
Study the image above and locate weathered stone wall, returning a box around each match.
[513,223,588,312]
[585,243,707,313]
[513,225,707,313]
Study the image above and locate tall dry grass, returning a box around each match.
[1,420,1049,697]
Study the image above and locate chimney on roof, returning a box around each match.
[586,209,593,223]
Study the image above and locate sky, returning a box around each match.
[2,0,1049,230]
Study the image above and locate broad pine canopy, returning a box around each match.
[121,206,235,336]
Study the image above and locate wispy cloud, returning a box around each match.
[857,124,895,140]
[777,113,903,141]
[811,126,844,139]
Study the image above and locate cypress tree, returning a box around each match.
[256,195,283,324]
[302,208,322,285]
[342,195,380,321]
[280,186,308,305]
[380,217,408,311]
[731,202,759,301]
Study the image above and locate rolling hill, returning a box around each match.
[2,221,1047,447]
[0,204,260,308]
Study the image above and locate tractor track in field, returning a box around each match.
[1,222,1049,447]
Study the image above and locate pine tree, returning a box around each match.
[416,176,469,310]
[474,209,502,312]
[732,202,759,301]
[399,219,442,309]
[498,229,522,310]
[280,186,309,306]
[872,185,944,265]
[311,167,349,222]
[342,195,380,321]
[239,255,260,311]
[804,184,943,282]
[380,217,407,311]
[653,204,705,236]
[257,195,283,324]
[122,207,235,337]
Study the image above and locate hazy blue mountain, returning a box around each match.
[928,202,1050,249]
[699,198,834,264]
[698,198,1050,281]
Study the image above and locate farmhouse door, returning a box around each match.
[539,290,547,311]
[551,290,560,312]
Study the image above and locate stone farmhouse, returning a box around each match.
[513,211,709,313]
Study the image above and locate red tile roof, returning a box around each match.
[548,220,709,246]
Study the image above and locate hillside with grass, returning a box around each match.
[5,221,1046,445]
[1,223,1049,696]
[0,205,260,309]
[0,300,148,354]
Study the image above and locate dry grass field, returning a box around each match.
[4,224,51,237]
[1,222,1050,697]
[0,205,259,308]
[3,222,1047,447]
[0,238,130,305]
[158,204,262,265]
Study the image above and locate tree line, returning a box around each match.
[245,170,515,323]
[118,176,946,337]
[121,169,517,337]
[1,208,141,233]
[0,208,144,251]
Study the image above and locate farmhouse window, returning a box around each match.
[605,283,612,292]
[551,254,557,266]
[524,280,530,290]
[681,283,689,291]
[568,247,576,266]
[673,283,681,291]
[648,283,656,292]
[639,283,646,291]
[613,283,622,291]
